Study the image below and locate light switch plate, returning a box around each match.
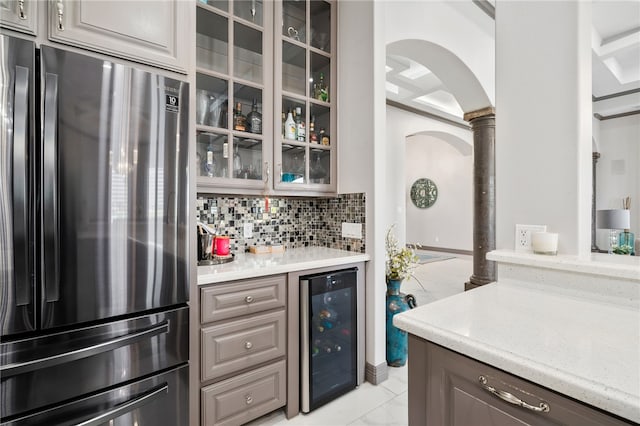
[341,222,362,239]
[515,224,547,252]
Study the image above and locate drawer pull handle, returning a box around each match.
[478,376,550,413]
[245,341,253,349]
[245,296,254,303]
[246,395,253,405]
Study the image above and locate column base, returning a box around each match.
[465,275,494,291]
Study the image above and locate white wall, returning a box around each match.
[495,1,592,256]
[405,133,473,251]
[386,106,473,245]
[594,115,640,248]
[338,0,388,371]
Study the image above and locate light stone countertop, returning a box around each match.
[487,249,640,281]
[393,279,640,423]
[197,246,370,285]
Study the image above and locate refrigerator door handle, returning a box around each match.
[0,319,170,377]
[75,383,169,426]
[43,72,60,302]
[13,65,30,306]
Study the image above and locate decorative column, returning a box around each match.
[591,152,600,251]
[464,107,495,291]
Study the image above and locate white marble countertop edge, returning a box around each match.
[487,250,640,281]
[394,313,639,423]
[197,247,370,285]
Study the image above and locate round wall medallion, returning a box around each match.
[410,178,438,209]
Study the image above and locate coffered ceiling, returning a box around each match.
[386,1,640,122]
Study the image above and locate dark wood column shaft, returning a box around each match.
[464,110,495,291]
[591,152,600,252]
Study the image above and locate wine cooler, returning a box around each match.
[300,268,358,413]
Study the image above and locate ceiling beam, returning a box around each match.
[386,99,470,130]
[594,110,640,121]
[472,0,495,20]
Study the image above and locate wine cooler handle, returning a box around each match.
[13,66,30,306]
[1,320,170,377]
[300,279,311,412]
[43,73,60,303]
[76,383,169,426]
[18,0,26,19]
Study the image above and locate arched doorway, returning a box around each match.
[386,38,496,289]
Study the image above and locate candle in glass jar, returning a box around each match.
[531,232,558,255]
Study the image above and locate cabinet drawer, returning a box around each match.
[201,360,286,426]
[410,336,632,426]
[201,310,285,382]
[201,275,286,324]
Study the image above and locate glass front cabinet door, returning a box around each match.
[275,0,336,193]
[195,0,335,194]
[195,0,273,192]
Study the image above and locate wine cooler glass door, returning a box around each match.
[301,268,358,413]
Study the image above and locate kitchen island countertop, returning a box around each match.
[197,246,369,285]
[393,279,640,423]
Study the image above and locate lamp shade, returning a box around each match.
[596,209,630,230]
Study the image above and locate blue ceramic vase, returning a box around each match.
[386,278,417,367]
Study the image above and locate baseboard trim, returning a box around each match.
[412,244,473,256]
[365,361,389,385]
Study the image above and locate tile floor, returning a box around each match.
[248,251,471,426]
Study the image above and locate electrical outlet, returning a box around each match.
[243,223,253,239]
[341,222,362,239]
[515,224,547,252]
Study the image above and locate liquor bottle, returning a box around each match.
[295,107,305,141]
[309,116,318,143]
[205,142,214,177]
[284,109,296,140]
[281,112,286,138]
[319,128,330,146]
[246,99,262,134]
[233,101,246,132]
[233,144,242,178]
[316,72,328,102]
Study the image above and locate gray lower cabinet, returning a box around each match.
[202,360,286,426]
[200,275,287,425]
[408,335,631,426]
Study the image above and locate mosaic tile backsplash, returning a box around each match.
[196,193,366,253]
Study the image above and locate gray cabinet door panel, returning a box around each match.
[201,360,286,426]
[47,0,188,73]
[200,275,286,324]
[409,335,632,426]
[201,310,285,381]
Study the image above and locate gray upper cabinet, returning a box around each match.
[47,0,189,73]
[0,0,38,35]
[194,0,337,195]
[195,0,273,193]
[274,0,336,194]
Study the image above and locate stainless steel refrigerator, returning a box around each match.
[1,34,189,425]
